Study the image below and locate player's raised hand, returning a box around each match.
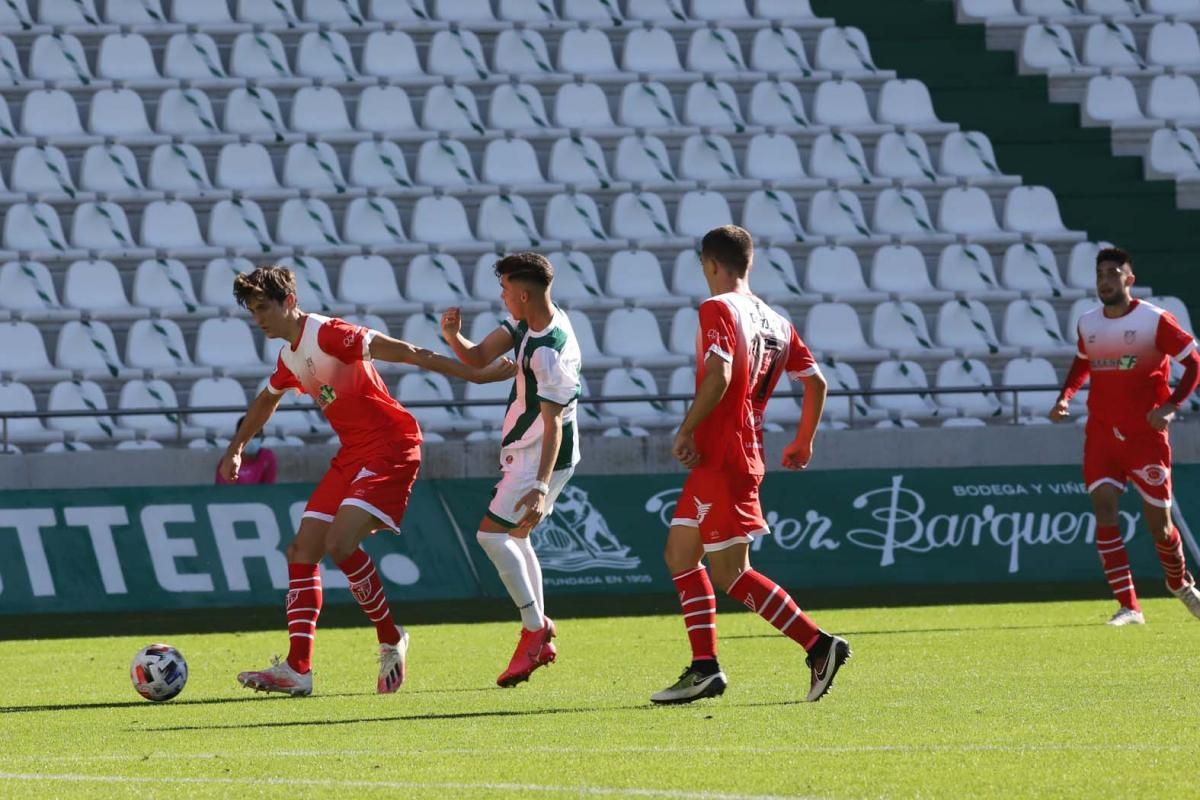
[439,307,462,341]
[1048,397,1071,423]
[672,430,701,469]
[219,448,242,482]
[782,438,813,470]
[1147,404,1177,432]
[475,357,517,383]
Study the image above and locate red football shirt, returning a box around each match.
[1076,299,1196,435]
[267,314,421,460]
[693,293,820,475]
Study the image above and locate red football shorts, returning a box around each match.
[1083,423,1172,508]
[670,468,770,552]
[303,445,422,532]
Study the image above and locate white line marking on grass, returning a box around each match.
[0,772,812,800]
[4,742,1182,764]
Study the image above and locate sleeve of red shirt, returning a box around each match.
[785,325,820,380]
[316,317,376,364]
[266,352,302,395]
[697,299,737,364]
[1155,312,1196,361]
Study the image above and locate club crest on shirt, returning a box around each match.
[305,356,315,374]
[1124,330,1136,344]
[318,384,336,406]
[1132,464,1169,487]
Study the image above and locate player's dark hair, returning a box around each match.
[233,265,297,308]
[701,225,753,278]
[494,252,554,288]
[1096,247,1132,270]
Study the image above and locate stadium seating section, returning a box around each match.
[0,0,1187,450]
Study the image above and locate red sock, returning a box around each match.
[726,569,820,651]
[286,563,321,674]
[1096,525,1140,611]
[673,567,717,662]
[1155,527,1191,592]
[338,549,401,645]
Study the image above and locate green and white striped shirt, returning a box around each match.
[499,307,582,470]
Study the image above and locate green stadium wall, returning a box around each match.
[1,466,1196,614]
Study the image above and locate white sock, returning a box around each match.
[477,531,543,630]
[512,536,545,618]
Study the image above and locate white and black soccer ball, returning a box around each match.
[130,643,188,702]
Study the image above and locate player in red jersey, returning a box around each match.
[1051,247,1200,626]
[220,266,514,696]
[650,226,851,705]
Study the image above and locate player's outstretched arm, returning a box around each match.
[1050,356,1090,422]
[219,388,284,482]
[673,353,732,469]
[369,334,516,383]
[783,371,827,470]
[440,307,514,368]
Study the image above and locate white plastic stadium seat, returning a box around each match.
[344,197,407,247]
[196,317,262,373]
[0,260,62,317]
[63,261,136,317]
[938,187,1007,239]
[606,251,680,307]
[936,359,1004,418]
[623,27,683,73]
[745,133,810,182]
[4,203,68,253]
[603,308,685,368]
[691,0,752,20]
[237,0,299,24]
[422,85,485,133]
[548,135,612,187]
[1083,75,1145,126]
[142,200,207,251]
[1003,186,1075,238]
[940,131,1007,179]
[126,319,196,374]
[89,89,154,138]
[106,0,163,24]
[686,27,747,73]
[611,192,675,241]
[284,142,347,191]
[1147,76,1200,123]
[11,146,75,195]
[749,80,812,127]
[554,82,616,128]
[188,377,248,432]
[216,142,280,191]
[618,82,679,127]
[231,32,292,80]
[132,258,201,313]
[156,88,220,137]
[805,247,879,302]
[97,34,160,82]
[873,301,954,358]
[208,199,273,251]
[1148,128,1200,177]
[224,87,287,137]
[1001,243,1077,297]
[432,0,494,22]
[47,380,123,442]
[600,367,674,427]
[297,31,358,81]
[750,27,813,73]
[30,34,92,83]
[304,0,366,22]
[1002,299,1073,355]
[338,254,411,311]
[489,83,552,131]
[1148,22,1200,68]
[80,145,144,194]
[147,143,211,192]
[20,89,85,138]
[814,27,880,75]
[172,0,232,22]
[363,30,423,79]
[164,33,227,81]
[869,245,946,300]
[544,193,607,242]
[1020,24,1085,73]
[476,194,542,246]
[202,257,254,309]
[676,191,735,239]
[936,299,1013,356]
[411,196,475,244]
[870,360,945,419]
[397,373,480,434]
[804,302,886,361]
[812,80,877,128]
[0,321,67,381]
[291,87,352,135]
[742,189,806,241]
[0,381,58,445]
[1082,22,1146,70]
[559,28,620,75]
[877,80,946,131]
[350,140,413,189]
[429,29,489,79]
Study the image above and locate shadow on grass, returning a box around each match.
[139,696,807,733]
[0,692,368,714]
[722,620,1101,641]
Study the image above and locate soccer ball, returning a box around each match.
[130,643,188,702]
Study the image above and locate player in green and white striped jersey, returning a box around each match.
[440,252,582,687]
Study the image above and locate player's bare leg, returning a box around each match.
[327,505,409,693]
[651,524,727,704]
[709,542,851,703]
[477,516,556,687]
[1091,485,1145,625]
[237,517,327,696]
[1141,499,1200,619]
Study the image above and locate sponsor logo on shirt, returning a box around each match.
[318,384,336,406]
[1091,356,1137,371]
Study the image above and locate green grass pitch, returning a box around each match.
[1,599,1197,799]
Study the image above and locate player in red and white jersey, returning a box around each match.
[1051,247,1200,626]
[650,226,851,706]
[219,266,514,696]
